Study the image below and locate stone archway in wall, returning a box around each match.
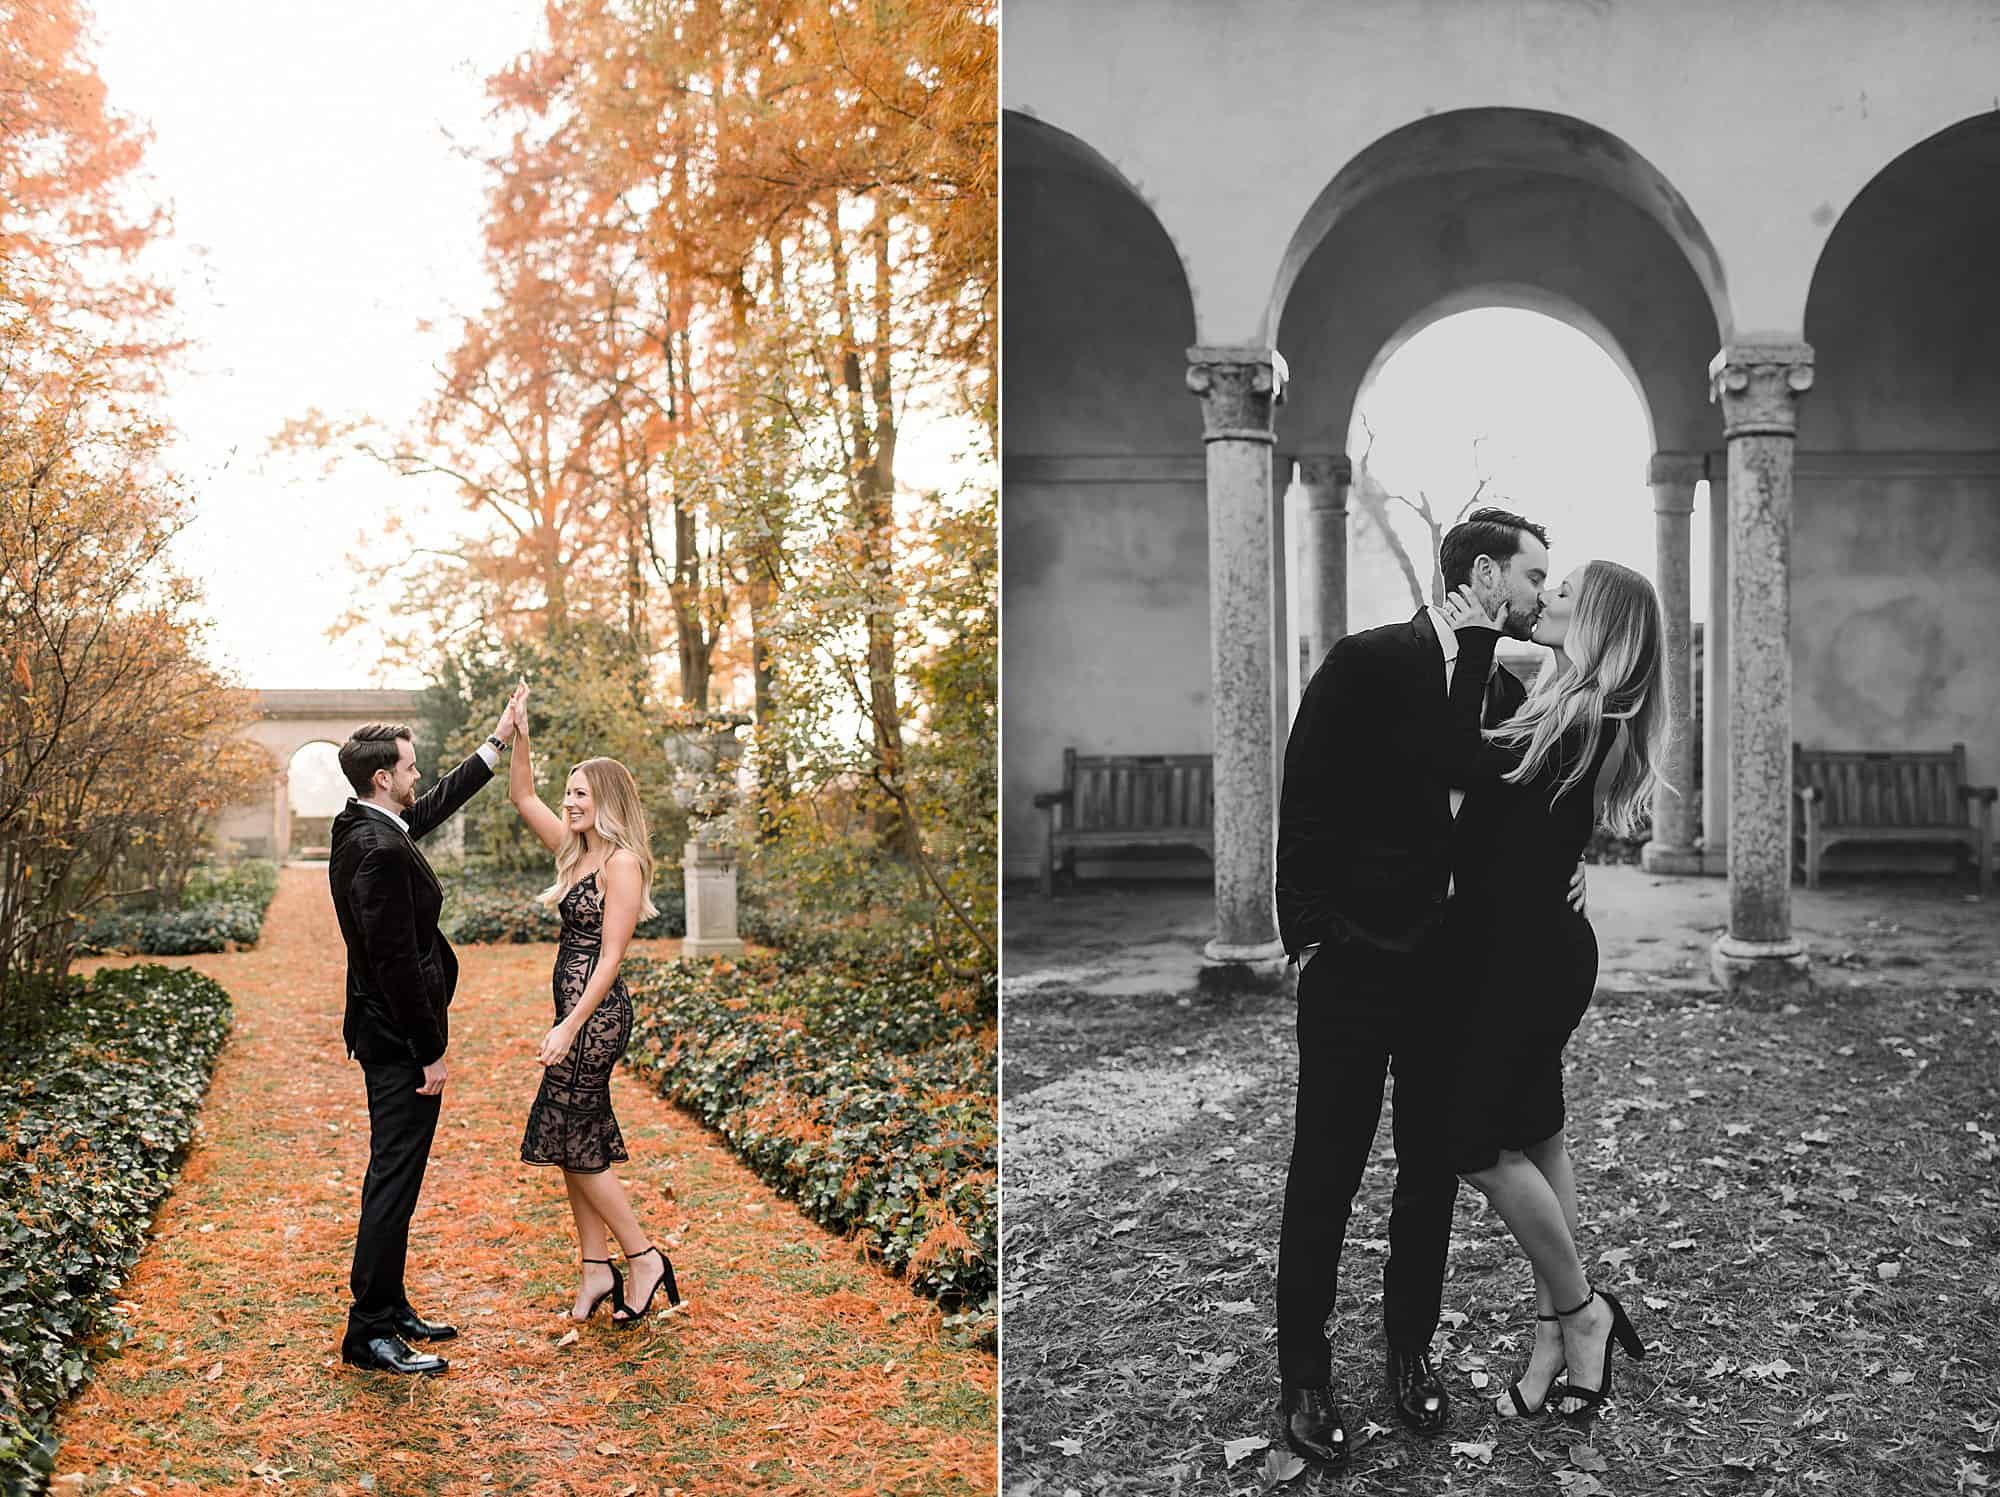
[213,690,458,861]
[1270,108,1729,879]
[999,110,1205,884]
[1793,114,2000,877]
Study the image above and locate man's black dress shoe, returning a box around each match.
[1279,1384,1349,1467]
[340,1334,448,1376]
[1386,1344,1448,1434]
[391,1307,458,1342]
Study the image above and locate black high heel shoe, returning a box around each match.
[572,1257,623,1321]
[1499,1311,1564,1418]
[1553,1287,1646,1417]
[612,1244,682,1325]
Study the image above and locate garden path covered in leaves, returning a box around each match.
[1002,870,2000,1496]
[55,865,995,1496]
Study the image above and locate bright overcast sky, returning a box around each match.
[93,0,549,690]
[1340,307,1710,636]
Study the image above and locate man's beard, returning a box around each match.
[1503,602,1541,641]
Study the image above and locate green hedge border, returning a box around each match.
[74,862,281,958]
[0,966,232,1492]
[621,954,996,1333]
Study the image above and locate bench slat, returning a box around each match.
[1793,743,1991,893]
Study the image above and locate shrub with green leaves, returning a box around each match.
[73,902,264,957]
[182,859,280,913]
[621,953,996,1320]
[73,860,281,958]
[0,965,232,1492]
[439,863,685,945]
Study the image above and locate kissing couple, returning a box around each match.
[328,680,683,1377]
[1274,508,1664,1466]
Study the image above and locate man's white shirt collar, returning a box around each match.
[357,800,409,834]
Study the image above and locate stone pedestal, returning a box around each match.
[1707,340,1814,1001]
[1297,453,1352,676]
[1700,462,1731,875]
[681,840,746,959]
[1188,346,1287,985]
[1641,452,1703,874]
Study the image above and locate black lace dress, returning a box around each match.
[1443,714,1620,1176]
[520,870,632,1174]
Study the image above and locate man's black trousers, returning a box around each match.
[346,1059,442,1344]
[1275,935,1457,1388]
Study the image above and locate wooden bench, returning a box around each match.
[1794,744,1995,894]
[1034,750,1214,897]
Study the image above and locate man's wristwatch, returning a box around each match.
[486,734,508,753]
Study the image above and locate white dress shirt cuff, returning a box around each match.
[475,740,501,770]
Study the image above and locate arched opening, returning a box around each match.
[1282,305,1683,709]
[1000,111,1209,882]
[287,741,347,859]
[1793,114,2000,817]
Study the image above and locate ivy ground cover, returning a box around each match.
[51,865,995,1495]
[623,953,997,1321]
[1,966,230,1491]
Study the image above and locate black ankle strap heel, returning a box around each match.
[612,1244,683,1325]
[1552,1286,1646,1417]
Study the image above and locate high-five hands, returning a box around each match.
[506,679,531,740]
[1439,584,1506,634]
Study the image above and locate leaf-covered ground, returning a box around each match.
[1003,958,2000,1495]
[54,865,995,1496]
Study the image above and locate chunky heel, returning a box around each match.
[1553,1286,1647,1417]
[613,1244,682,1325]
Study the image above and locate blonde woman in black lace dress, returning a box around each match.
[503,681,681,1325]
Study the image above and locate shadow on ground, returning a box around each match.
[1001,875,2000,1495]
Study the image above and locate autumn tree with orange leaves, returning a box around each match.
[300,0,996,967]
[0,5,264,1032]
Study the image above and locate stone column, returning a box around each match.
[1187,346,1288,986]
[1701,459,1731,874]
[682,840,746,958]
[1296,454,1352,676]
[1640,452,1703,874]
[1708,341,1813,1000]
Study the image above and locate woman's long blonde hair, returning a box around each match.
[536,756,659,918]
[1486,560,1668,838]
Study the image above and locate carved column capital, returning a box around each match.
[1187,346,1287,445]
[1708,341,1814,439]
[1296,453,1351,508]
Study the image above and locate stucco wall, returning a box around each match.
[1792,467,2000,797]
[1793,115,2000,808]
[1002,143,1210,878]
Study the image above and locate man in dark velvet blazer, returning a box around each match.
[328,705,514,1375]
[1272,508,1568,1467]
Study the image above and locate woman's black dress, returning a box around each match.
[1444,706,1618,1175]
[520,869,632,1174]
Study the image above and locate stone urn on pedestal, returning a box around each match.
[665,713,751,960]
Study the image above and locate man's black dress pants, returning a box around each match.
[346,1059,442,1344]
[1275,935,1456,1388]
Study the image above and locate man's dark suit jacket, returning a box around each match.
[328,752,494,1067]
[1276,609,1525,957]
